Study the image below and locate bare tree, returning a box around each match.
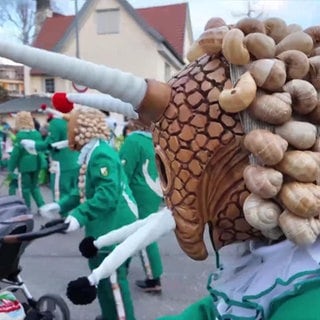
[231,0,266,20]
[0,0,51,45]
[0,0,34,44]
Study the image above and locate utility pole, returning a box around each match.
[74,0,80,58]
[72,0,88,92]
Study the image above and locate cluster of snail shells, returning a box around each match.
[187,16,320,246]
[15,111,35,130]
[72,107,110,147]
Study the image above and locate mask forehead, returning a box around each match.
[152,54,262,260]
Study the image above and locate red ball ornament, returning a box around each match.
[52,92,74,113]
[40,103,47,110]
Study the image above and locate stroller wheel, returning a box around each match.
[36,294,70,320]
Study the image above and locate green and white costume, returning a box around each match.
[158,239,320,320]
[35,117,79,201]
[8,130,45,209]
[119,131,163,280]
[59,138,138,320]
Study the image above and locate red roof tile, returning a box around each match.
[31,13,74,75]
[136,3,187,57]
[33,13,74,51]
[31,3,187,74]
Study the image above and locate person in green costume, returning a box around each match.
[20,109,79,202]
[119,119,164,293]
[39,107,138,320]
[7,111,45,209]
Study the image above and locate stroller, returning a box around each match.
[0,195,70,320]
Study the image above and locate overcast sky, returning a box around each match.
[57,0,320,39]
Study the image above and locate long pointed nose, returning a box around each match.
[0,39,171,122]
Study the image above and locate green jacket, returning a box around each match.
[59,139,137,244]
[8,130,43,173]
[36,118,79,172]
[119,131,162,214]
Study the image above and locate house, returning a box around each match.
[26,0,193,97]
[0,63,24,97]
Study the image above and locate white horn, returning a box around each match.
[66,93,138,119]
[87,207,175,285]
[0,40,147,108]
[41,106,64,118]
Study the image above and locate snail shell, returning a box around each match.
[308,56,320,89]
[243,129,288,165]
[244,33,276,59]
[275,31,314,56]
[304,25,320,46]
[275,120,317,150]
[218,71,257,112]
[204,17,227,30]
[286,24,303,34]
[243,193,282,231]
[275,150,320,183]
[235,17,266,35]
[261,227,284,240]
[222,28,250,65]
[198,26,229,55]
[186,41,206,62]
[243,165,283,198]
[279,182,320,218]
[248,59,286,92]
[279,210,320,245]
[264,17,288,43]
[277,50,310,80]
[282,79,318,114]
[248,91,292,125]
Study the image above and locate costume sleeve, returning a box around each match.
[58,189,80,217]
[119,136,140,182]
[7,142,20,172]
[70,151,121,227]
[35,121,60,151]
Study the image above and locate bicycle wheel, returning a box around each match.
[36,294,70,320]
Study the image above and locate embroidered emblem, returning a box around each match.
[100,167,108,176]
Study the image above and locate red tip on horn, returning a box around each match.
[52,92,74,113]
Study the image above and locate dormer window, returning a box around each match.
[96,9,120,34]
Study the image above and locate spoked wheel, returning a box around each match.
[36,294,70,320]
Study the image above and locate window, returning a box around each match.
[45,78,55,93]
[165,62,171,82]
[7,83,19,94]
[96,9,120,34]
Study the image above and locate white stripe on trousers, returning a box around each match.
[110,272,126,320]
[139,249,153,279]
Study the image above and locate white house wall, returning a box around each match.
[29,0,185,128]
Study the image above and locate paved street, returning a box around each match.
[0,171,216,320]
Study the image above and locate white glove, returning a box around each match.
[51,140,68,149]
[39,202,61,219]
[65,215,81,232]
[20,139,37,155]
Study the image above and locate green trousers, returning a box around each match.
[89,250,136,320]
[138,200,163,279]
[50,168,79,201]
[20,171,45,209]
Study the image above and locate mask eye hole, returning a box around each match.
[155,146,172,195]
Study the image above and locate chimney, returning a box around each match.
[34,0,52,41]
